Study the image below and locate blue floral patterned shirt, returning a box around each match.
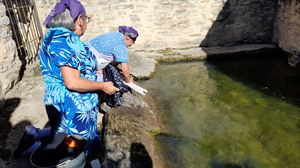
[39,27,99,141]
[86,32,128,63]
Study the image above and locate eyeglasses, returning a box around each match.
[80,15,91,23]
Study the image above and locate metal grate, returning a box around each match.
[3,0,42,72]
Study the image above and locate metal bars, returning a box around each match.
[3,0,42,65]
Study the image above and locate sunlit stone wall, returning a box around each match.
[274,0,300,54]
[35,0,277,50]
[0,2,21,108]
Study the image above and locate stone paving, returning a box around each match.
[0,71,46,167]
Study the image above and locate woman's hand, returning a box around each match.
[101,81,119,95]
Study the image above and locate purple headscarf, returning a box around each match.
[43,0,86,25]
[118,26,139,41]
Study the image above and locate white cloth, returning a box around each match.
[123,81,148,95]
[89,45,112,70]
[87,44,112,82]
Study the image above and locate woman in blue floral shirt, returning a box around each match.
[14,0,118,162]
[42,0,119,152]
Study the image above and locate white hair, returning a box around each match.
[46,9,76,31]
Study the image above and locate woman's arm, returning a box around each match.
[119,63,133,83]
[61,66,119,94]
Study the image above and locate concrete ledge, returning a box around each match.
[129,44,278,79]
[202,44,278,56]
[128,51,158,79]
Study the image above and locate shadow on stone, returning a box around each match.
[0,98,36,167]
[130,142,152,168]
[200,0,278,48]
[0,98,21,147]
[99,110,108,161]
[5,120,33,168]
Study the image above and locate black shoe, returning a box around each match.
[14,125,38,157]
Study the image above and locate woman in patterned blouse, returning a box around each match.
[86,26,139,83]
[14,0,119,163]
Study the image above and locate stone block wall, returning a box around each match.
[273,0,300,54]
[35,0,277,50]
[0,2,21,108]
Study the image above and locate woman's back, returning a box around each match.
[40,27,97,83]
[86,32,128,63]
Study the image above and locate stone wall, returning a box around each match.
[0,2,21,108]
[273,0,300,54]
[35,0,277,50]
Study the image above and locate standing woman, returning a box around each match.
[39,0,118,158]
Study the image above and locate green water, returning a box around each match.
[141,57,300,168]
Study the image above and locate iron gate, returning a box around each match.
[3,0,42,74]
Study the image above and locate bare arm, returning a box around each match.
[119,63,133,83]
[60,66,119,94]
